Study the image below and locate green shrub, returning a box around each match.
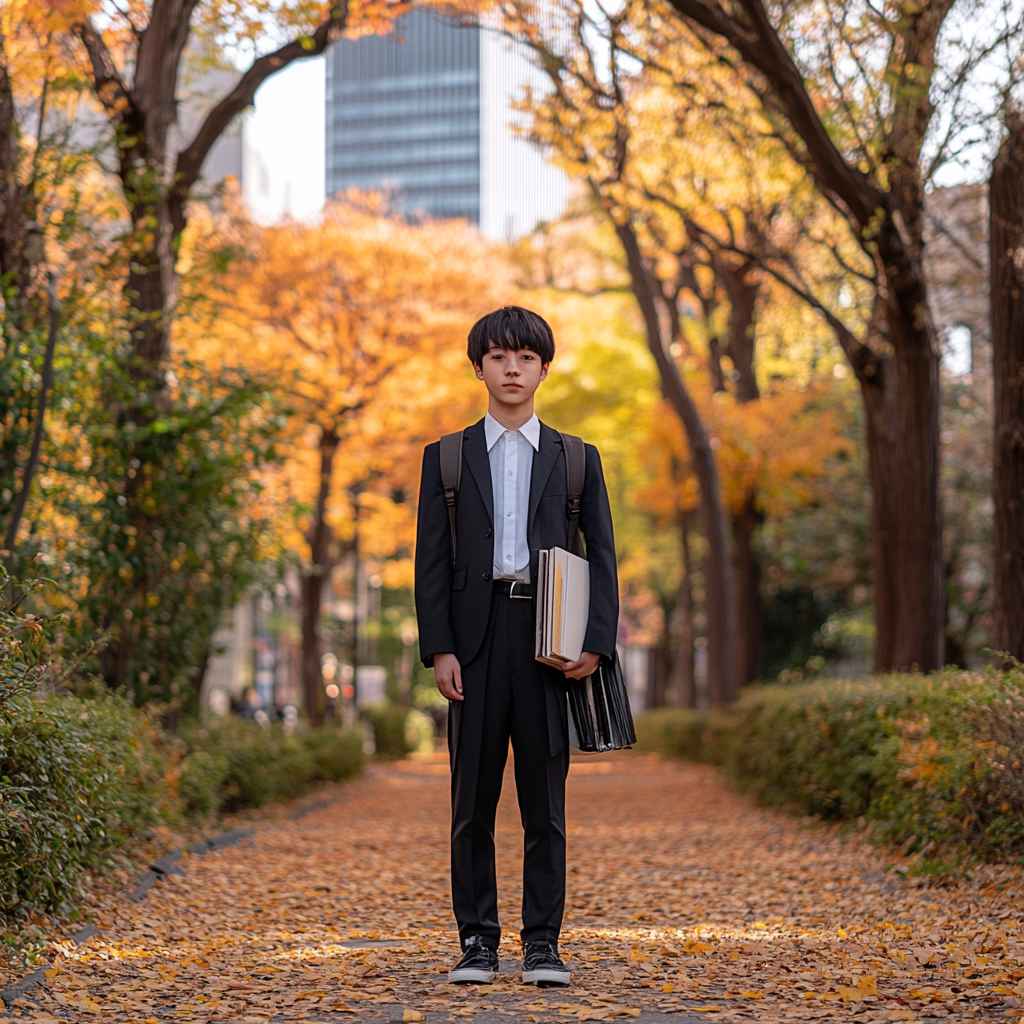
[177,749,230,820]
[360,702,409,759]
[404,708,436,755]
[633,707,733,766]
[0,691,167,914]
[0,573,167,914]
[635,668,1024,863]
[0,573,367,919]
[177,718,366,815]
[303,727,365,783]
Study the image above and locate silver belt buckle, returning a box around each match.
[509,580,530,599]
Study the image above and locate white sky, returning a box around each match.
[243,57,326,223]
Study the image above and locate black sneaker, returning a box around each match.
[448,936,498,983]
[521,941,570,986]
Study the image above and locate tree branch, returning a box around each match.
[173,0,352,205]
[670,199,883,384]
[73,19,134,126]
[760,257,883,384]
[925,212,985,272]
[666,0,883,228]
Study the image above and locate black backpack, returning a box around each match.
[438,429,586,564]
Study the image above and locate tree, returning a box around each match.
[657,0,1022,670]
[1,10,274,703]
[65,0,398,370]
[0,30,36,304]
[990,112,1024,662]
[194,197,506,723]
[1,0,418,693]
[0,9,76,564]
[506,0,871,692]
[505,3,738,702]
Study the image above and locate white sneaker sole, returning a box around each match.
[448,967,497,984]
[522,967,571,986]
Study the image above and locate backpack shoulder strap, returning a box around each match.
[439,431,464,565]
[560,432,586,558]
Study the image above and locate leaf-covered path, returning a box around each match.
[6,754,1024,1023]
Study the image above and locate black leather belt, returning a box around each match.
[494,578,533,599]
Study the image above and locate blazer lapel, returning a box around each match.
[462,419,493,526]
[529,424,562,536]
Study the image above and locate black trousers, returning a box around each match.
[448,589,570,950]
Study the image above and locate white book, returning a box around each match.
[535,546,590,667]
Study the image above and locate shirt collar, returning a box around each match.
[484,412,541,452]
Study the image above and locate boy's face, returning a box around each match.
[474,343,549,407]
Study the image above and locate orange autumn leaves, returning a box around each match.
[18,755,1024,1023]
[637,378,854,525]
[177,196,509,579]
[176,192,852,595]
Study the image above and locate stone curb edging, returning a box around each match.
[0,969,46,1009]
[125,827,256,903]
[0,825,258,1011]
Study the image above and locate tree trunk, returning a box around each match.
[301,573,326,726]
[0,39,24,298]
[124,199,177,370]
[883,275,945,671]
[990,113,1024,662]
[677,258,726,393]
[3,278,59,566]
[615,219,736,703]
[719,257,762,684]
[851,301,943,672]
[671,509,696,707]
[708,336,727,393]
[300,425,339,725]
[100,620,136,695]
[716,256,760,403]
[0,36,44,315]
[862,372,900,671]
[732,495,763,686]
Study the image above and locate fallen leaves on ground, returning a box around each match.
[3,754,1024,1022]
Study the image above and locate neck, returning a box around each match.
[488,399,536,431]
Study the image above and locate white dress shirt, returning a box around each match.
[484,412,540,581]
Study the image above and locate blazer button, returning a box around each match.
[485,528,492,538]
[482,571,491,582]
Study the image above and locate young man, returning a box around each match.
[414,306,618,987]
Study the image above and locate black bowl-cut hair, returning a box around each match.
[467,306,555,366]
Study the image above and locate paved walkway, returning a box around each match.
[4,754,1024,1022]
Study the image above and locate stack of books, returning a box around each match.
[535,544,636,752]
[535,546,591,667]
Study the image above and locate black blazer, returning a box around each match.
[415,418,619,668]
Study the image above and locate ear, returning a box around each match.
[539,362,550,381]
[473,362,485,381]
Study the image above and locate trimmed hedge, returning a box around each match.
[1,697,365,916]
[0,691,168,914]
[176,718,365,815]
[360,702,411,759]
[0,575,366,918]
[635,668,1024,866]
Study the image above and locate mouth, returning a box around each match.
[503,383,523,389]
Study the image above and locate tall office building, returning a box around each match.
[325,11,568,239]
